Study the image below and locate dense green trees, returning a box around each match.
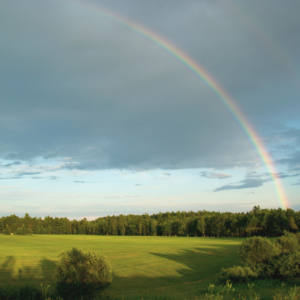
[1,206,300,237]
[4,225,11,235]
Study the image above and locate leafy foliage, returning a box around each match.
[55,247,112,300]
[289,217,298,232]
[275,232,300,255]
[220,232,300,283]
[219,266,259,283]
[0,284,55,300]
[239,236,281,265]
[268,252,300,278]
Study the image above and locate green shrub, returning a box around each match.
[275,232,300,255]
[219,266,259,283]
[268,252,300,278]
[222,234,300,283]
[0,284,60,300]
[239,236,281,266]
[55,247,113,300]
[0,284,41,300]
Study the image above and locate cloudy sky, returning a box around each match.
[1,0,300,219]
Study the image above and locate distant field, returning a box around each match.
[0,235,243,299]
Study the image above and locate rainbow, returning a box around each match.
[72,0,289,209]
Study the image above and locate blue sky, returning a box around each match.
[1,0,300,219]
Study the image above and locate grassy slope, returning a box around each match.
[0,235,242,299]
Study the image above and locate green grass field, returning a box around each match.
[0,235,243,299]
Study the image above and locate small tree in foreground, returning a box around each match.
[55,247,112,300]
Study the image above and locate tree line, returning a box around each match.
[1,206,299,237]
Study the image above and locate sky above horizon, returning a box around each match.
[1,0,300,219]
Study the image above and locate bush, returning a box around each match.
[0,284,41,300]
[239,236,281,266]
[219,233,300,284]
[55,247,112,300]
[0,284,60,300]
[268,252,300,278]
[219,265,259,283]
[275,232,300,255]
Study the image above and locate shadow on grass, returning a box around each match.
[0,256,57,286]
[110,242,240,298]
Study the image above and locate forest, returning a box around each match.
[1,206,299,237]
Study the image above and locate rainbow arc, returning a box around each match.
[72,1,289,209]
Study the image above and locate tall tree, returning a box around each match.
[197,216,206,237]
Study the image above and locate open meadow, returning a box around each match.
[0,235,242,299]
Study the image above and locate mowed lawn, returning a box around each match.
[0,235,243,298]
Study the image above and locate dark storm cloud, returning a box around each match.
[0,0,299,171]
[200,172,231,179]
